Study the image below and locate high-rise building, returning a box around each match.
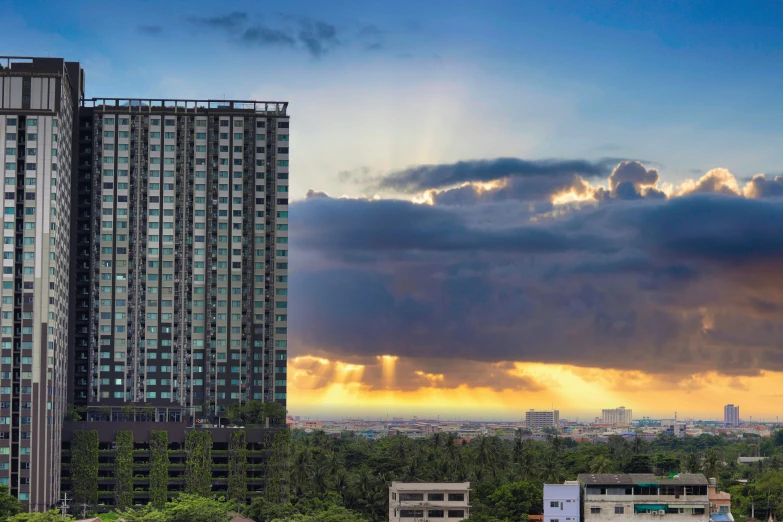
[0,57,84,510]
[724,404,740,426]
[1,56,291,510]
[602,406,633,425]
[74,98,289,417]
[525,409,560,429]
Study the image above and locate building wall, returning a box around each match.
[60,423,284,507]
[526,410,560,428]
[544,484,580,522]
[602,407,632,425]
[583,494,710,522]
[389,482,470,521]
[84,104,288,417]
[0,58,80,510]
[723,405,739,426]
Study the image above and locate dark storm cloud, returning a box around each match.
[289,190,783,378]
[379,157,619,192]
[431,173,593,206]
[137,25,163,36]
[294,196,614,255]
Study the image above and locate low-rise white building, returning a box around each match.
[545,482,581,522]
[578,473,710,522]
[389,482,470,521]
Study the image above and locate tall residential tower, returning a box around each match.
[0,57,84,510]
[74,98,289,418]
[724,404,740,426]
[2,56,291,510]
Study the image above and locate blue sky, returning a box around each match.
[5,0,783,200]
[9,1,783,417]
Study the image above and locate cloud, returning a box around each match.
[240,24,296,47]
[379,157,618,193]
[137,25,163,36]
[187,11,248,30]
[297,19,340,58]
[678,168,741,196]
[289,168,783,383]
[290,355,544,393]
[743,174,783,198]
[594,161,667,201]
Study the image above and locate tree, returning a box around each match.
[683,451,701,473]
[9,511,75,522]
[225,401,286,426]
[590,455,614,474]
[164,495,234,522]
[703,448,720,480]
[478,480,542,521]
[0,485,23,518]
[624,454,652,473]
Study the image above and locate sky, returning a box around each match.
[5,0,783,421]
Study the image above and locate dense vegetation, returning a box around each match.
[52,428,783,522]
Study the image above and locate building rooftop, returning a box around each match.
[390,482,470,490]
[82,97,288,115]
[578,473,708,486]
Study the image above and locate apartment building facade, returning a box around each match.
[0,57,84,510]
[723,405,739,427]
[389,482,470,521]
[72,98,289,419]
[578,473,710,522]
[601,407,632,425]
[1,56,291,510]
[544,483,581,522]
[526,409,560,429]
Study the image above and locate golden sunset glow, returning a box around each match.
[288,356,783,421]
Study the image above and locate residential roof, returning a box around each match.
[390,482,471,491]
[577,473,709,486]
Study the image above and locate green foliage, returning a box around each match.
[264,430,292,504]
[117,495,233,522]
[624,454,653,473]
[470,481,542,521]
[70,430,99,507]
[150,430,170,508]
[228,430,249,503]
[65,405,84,421]
[225,401,286,426]
[244,495,368,522]
[0,485,23,518]
[9,511,75,522]
[115,430,134,510]
[185,430,212,496]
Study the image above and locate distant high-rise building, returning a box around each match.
[0,56,84,510]
[525,409,560,429]
[602,406,633,425]
[724,404,740,426]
